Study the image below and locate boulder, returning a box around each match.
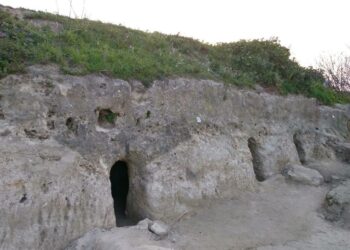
[282,163,324,186]
[306,161,350,183]
[324,180,350,228]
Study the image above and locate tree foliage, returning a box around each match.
[318,52,350,92]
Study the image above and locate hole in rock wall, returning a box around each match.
[98,109,118,128]
[248,137,265,182]
[66,117,78,134]
[110,160,135,227]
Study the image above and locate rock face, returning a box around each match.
[248,135,300,181]
[0,136,115,250]
[0,65,349,249]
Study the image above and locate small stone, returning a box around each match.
[0,31,6,38]
[135,218,153,230]
[39,153,61,161]
[148,220,169,237]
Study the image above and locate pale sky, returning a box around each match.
[1,0,350,66]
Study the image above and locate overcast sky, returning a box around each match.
[1,0,350,66]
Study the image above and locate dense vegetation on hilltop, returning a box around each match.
[0,7,349,104]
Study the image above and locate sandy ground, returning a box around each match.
[67,175,350,250]
[170,176,350,250]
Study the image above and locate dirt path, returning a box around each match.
[171,176,350,250]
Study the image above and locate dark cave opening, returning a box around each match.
[293,132,306,164]
[248,137,265,182]
[110,160,132,227]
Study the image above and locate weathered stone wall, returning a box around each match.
[0,65,349,249]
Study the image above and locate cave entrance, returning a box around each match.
[110,160,133,227]
[248,137,265,182]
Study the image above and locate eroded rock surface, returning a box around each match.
[0,65,349,249]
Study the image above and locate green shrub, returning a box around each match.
[0,8,348,105]
[308,82,337,105]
